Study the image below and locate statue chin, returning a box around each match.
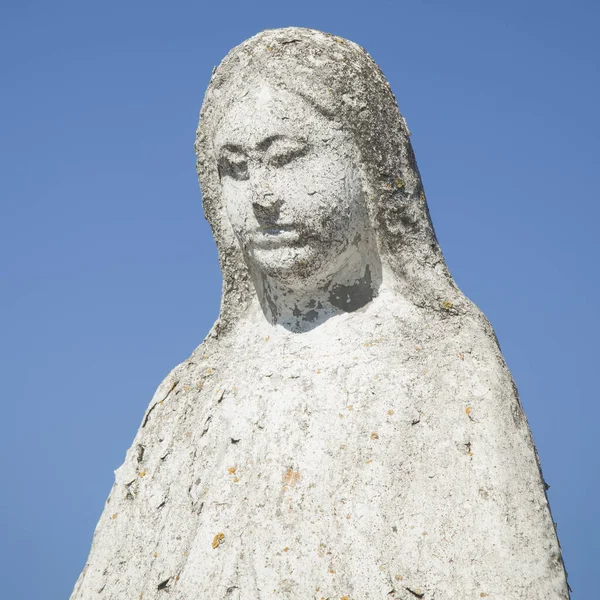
[246,242,334,289]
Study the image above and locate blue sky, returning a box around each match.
[1,0,598,597]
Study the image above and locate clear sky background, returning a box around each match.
[1,0,598,598]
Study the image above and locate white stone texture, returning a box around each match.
[71,28,570,600]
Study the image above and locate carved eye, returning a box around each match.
[218,156,249,181]
[268,144,309,168]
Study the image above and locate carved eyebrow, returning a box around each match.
[256,135,306,151]
[219,143,246,156]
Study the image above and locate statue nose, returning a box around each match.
[252,188,274,207]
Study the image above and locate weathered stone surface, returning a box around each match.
[72,28,570,599]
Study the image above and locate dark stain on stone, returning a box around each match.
[157,578,171,591]
[329,264,373,312]
[303,309,319,322]
[262,275,280,322]
[266,291,278,322]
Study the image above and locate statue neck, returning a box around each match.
[254,246,382,332]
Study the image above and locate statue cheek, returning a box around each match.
[223,186,253,233]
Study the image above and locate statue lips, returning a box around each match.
[252,226,301,249]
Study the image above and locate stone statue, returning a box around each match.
[71,28,570,599]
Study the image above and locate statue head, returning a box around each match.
[196,28,457,334]
[214,81,375,294]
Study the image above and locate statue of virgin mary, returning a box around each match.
[71,28,570,600]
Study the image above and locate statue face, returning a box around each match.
[214,83,370,288]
